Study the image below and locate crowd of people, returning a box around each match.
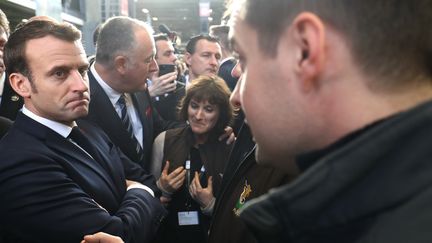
[1,0,432,242]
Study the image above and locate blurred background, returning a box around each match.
[0,0,227,55]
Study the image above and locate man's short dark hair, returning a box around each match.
[154,33,169,43]
[4,19,81,79]
[92,23,102,46]
[239,0,432,85]
[185,34,219,54]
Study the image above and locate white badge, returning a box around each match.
[178,211,199,226]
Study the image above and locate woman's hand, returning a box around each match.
[218,126,236,145]
[189,172,214,208]
[157,161,186,194]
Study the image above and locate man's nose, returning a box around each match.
[150,58,158,72]
[71,70,88,91]
[209,55,219,66]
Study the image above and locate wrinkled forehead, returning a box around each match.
[156,39,174,51]
[25,36,87,66]
[195,39,220,52]
[228,0,247,49]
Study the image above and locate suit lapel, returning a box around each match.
[134,91,153,156]
[15,113,119,197]
[88,71,146,164]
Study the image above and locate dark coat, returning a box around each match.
[152,79,186,122]
[0,73,23,120]
[218,58,238,91]
[208,123,294,243]
[0,116,12,139]
[240,100,432,243]
[0,112,166,243]
[156,126,232,243]
[85,69,181,171]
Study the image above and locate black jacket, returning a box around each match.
[240,99,432,243]
[0,113,166,243]
[0,73,23,120]
[85,69,181,171]
[208,123,294,243]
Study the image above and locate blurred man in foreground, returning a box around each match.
[230,0,432,242]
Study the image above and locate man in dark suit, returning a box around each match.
[0,115,11,138]
[0,18,165,243]
[148,34,185,121]
[85,17,181,172]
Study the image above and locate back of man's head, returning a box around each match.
[4,19,81,77]
[95,16,151,68]
[239,0,432,86]
[209,25,230,51]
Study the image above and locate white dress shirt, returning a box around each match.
[90,63,144,147]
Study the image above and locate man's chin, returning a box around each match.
[254,145,283,168]
[70,106,89,118]
[254,145,270,165]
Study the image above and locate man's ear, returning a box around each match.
[291,12,326,91]
[114,55,128,75]
[9,73,32,98]
[184,52,192,66]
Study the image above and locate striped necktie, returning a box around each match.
[117,94,144,162]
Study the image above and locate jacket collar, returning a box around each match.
[13,112,118,196]
[240,99,432,238]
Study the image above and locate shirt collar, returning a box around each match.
[220,56,235,65]
[90,62,122,106]
[22,106,75,138]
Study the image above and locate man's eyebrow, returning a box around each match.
[46,65,70,74]
[47,63,89,74]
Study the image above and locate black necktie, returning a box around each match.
[117,94,144,161]
[68,126,102,162]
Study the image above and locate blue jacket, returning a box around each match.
[0,112,166,243]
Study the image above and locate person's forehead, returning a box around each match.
[135,29,156,55]
[228,0,252,46]
[156,40,174,51]
[230,12,255,53]
[25,36,87,65]
[191,97,218,106]
[195,39,220,52]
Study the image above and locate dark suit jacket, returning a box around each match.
[0,113,166,243]
[218,58,238,91]
[0,116,12,139]
[0,73,23,120]
[85,70,181,171]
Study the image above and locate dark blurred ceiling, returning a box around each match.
[135,0,227,43]
[0,1,34,30]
